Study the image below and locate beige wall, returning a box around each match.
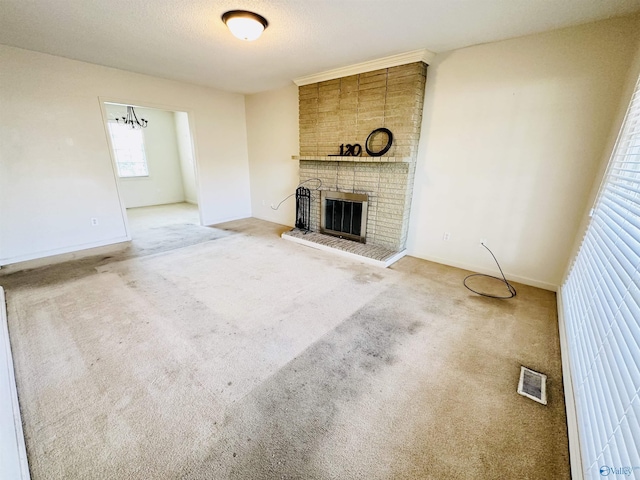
[0,45,250,265]
[174,112,199,205]
[407,15,640,290]
[245,84,300,226]
[246,16,640,290]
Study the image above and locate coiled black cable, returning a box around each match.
[463,243,517,299]
[270,178,323,211]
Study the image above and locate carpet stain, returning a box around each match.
[183,292,425,479]
[353,272,385,284]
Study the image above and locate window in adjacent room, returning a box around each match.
[108,122,149,178]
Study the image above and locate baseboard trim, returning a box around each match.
[556,289,584,480]
[207,214,253,227]
[0,236,131,268]
[251,213,294,228]
[409,253,558,291]
[0,287,31,480]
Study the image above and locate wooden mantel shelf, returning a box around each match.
[292,155,412,163]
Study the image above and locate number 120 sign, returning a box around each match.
[328,128,393,158]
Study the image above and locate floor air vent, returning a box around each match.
[517,366,547,405]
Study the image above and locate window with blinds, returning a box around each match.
[561,74,640,478]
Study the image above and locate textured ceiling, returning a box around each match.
[1,0,639,94]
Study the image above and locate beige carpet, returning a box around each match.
[1,217,570,479]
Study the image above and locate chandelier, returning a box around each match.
[116,106,148,129]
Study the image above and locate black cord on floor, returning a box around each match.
[463,243,517,299]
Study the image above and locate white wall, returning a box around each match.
[174,112,198,205]
[406,16,640,289]
[245,16,640,290]
[0,45,250,265]
[245,84,300,226]
[106,104,185,208]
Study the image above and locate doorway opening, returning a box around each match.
[103,102,204,251]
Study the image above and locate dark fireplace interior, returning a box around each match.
[320,191,368,243]
[326,199,362,234]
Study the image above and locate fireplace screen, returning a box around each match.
[320,191,368,243]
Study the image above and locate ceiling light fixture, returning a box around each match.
[116,106,148,129]
[222,10,268,41]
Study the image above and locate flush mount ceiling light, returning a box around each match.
[222,10,268,41]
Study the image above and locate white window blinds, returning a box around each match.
[561,74,640,478]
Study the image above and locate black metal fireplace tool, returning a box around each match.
[295,186,311,233]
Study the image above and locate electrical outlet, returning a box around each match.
[91,218,99,226]
[480,238,487,245]
[261,200,266,206]
[443,232,451,241]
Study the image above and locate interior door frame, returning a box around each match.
[98,97,204,235]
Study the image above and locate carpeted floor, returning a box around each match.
[1,207,570,479]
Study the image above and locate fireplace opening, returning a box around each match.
[320,191,368,243]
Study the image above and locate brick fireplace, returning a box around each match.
[288,61,427,259]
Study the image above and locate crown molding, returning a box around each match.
[293,49,436,86]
